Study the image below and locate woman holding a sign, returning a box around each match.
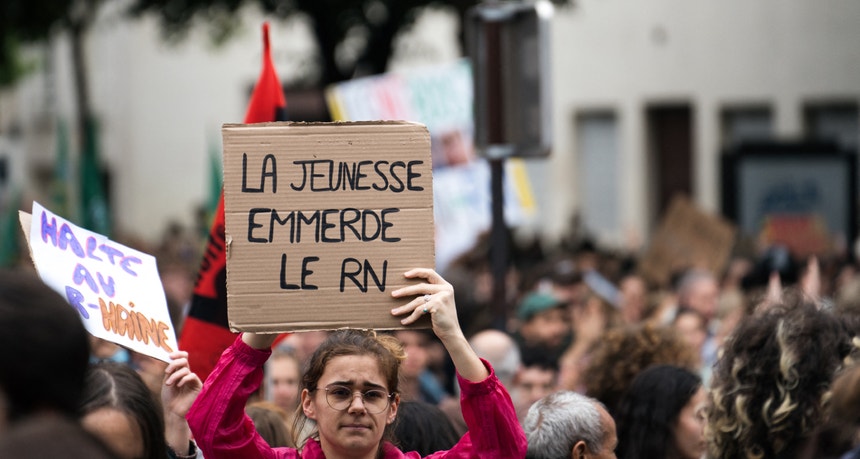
[187,268,526,458]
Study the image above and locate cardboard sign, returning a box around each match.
[222,121,435,332]
[639,195,737,288]
[22,202,177,362]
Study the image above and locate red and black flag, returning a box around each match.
[179,22,287,381]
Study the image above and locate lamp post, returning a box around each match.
[467,0,553,329]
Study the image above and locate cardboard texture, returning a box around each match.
[222,121,435,332]
[19,211,32,245]
[639,195,737,287]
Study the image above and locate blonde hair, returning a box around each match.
[706,291,858,458]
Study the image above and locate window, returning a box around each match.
[647,104,693,218]
[577,111,620,242]
[804,101,858,150]
[721,106,773,148]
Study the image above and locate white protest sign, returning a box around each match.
[25,202,177,362]
[326,60,532,272]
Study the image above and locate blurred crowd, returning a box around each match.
[2,216,860,459]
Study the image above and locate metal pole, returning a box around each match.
[490,159,507,330]
[484,21,509,331]
[469,1,553,330]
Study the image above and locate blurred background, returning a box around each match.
[1,0,859,283]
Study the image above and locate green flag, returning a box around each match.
[0,189,21,267]
[208,139,222,214]
[80,116,111,235]
[52,118,70,216]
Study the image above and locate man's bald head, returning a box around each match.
[469,329,521,388]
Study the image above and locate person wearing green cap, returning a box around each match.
[513,291,572,368]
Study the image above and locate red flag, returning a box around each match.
[180,23,287,381]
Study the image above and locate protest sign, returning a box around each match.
[638,195,737,287]
[325,60,532,271]
[222,121,435,332]
[326,59,474,168]
[21,202,177,362]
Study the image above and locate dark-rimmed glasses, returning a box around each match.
[315,385,394,414]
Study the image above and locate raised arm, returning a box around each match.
[391,268,487,382]
[243,332,279,350]
[162,350,202,458]
[186,335,290,459]
[391,268,527,458]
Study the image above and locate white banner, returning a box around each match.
[25,202,177,362]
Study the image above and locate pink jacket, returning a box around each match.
[187,336,526,459]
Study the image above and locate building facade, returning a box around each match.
[1,0,859,257]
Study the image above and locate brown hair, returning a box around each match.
[80,361,168,459]
[584,322,698,416]
[706,292,858,459]
[292,329,406,448]
[0,269,90,421]
[815,358,860,457]
[247,401,294,448]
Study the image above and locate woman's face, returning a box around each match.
[81,407,144,459]
[395,330,428,379]
[269,356,301,411]
[673,387,707,459]
[302,355,398,458]
[674,312,707,354]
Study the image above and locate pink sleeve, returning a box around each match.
[187,335,297,459]
[425,359,527,459]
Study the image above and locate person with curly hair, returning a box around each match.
[706,291,859,459]
[814,360,860,458]
[830,360,860,459]
[615,365,706,459]
[583,322,698,416]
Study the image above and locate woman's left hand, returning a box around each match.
[391,268,488,382]
[390,268,462,342]
[163,350,203,417]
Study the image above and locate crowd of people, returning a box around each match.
[2,219,860,459]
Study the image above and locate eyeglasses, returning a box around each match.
[316,385,393,414]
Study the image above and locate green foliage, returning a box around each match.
[0,0,104,86]
[0,189,21,267]
[0,33,32,87]
[80,116,111,236]
[2,0,572,87]
[127,0,571,85]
